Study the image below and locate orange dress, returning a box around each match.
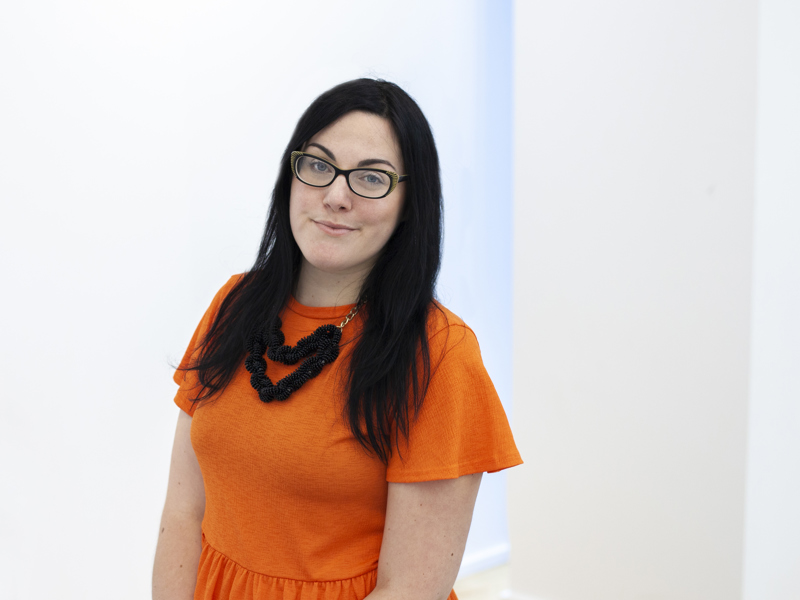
[174,276,522,600]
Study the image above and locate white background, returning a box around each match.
[509,1,799,600]
[743,0,800,597]
[0,1,513,598]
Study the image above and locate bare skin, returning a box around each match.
[153,411,204,600]
[367,474,482,600]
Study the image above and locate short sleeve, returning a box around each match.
[386,323,523,482]
[173,275,242,416]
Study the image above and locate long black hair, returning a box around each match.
[182,78,443,463]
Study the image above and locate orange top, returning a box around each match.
[174,276,522,600]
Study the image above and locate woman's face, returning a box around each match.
[289,111,406,285]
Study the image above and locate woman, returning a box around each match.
[153,78,521,600]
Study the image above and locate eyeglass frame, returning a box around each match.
[290,151,409,199]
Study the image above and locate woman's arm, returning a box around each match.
[367,473,483,600]
[152,410,206,600]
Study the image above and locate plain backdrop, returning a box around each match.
[509,2,799,600]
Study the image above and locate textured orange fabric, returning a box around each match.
[173,276,522,600]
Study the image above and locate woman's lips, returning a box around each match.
[314,220,356,236]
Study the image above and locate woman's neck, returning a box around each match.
[293,261,367,307]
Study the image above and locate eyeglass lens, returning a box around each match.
[295,155,392,199]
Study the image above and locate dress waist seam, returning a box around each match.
[201,532,379,584]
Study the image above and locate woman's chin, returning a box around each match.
[301,254,376,280]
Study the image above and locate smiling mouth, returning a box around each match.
[314,220,356,235]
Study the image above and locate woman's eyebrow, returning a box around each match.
[306,142,397,171]
[306,142,336,160]
[357,158,397,170]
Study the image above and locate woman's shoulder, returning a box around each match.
[428,300,465,330]
[207,273,247,306]
[188,273,248,328]
[426,301,480,354]
[220,273,247,295]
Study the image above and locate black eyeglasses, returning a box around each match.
[290,151,409,199]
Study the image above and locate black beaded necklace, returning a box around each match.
[244,303,361,402]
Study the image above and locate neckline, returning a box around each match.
[286,296,357,320]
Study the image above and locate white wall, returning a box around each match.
[743,1,800,599]
[0,2,513,598]
[510,1,757,599]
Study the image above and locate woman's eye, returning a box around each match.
[310,160,331,173]
[359,171,388,186]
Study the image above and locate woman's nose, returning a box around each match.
[323,174,353,211]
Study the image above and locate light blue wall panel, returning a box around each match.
[436,0,516,577]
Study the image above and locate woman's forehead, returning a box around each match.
[306,111,403,170]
